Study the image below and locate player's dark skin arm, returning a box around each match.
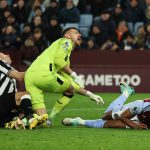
[102,109,147,129]
[118,109,147,129]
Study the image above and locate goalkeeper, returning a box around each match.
[25,27,104,121]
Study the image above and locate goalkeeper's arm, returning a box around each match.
[78,88,104,105]
[62,65,84,88]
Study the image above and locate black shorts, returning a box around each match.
[0,112,19,128]
[0,92,18,127]
[0,92,17,118]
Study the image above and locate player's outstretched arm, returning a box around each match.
[78,88,104,105]
[0,52,24,82]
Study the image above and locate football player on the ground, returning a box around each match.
[0,52,39,129]
[62,82,150,129]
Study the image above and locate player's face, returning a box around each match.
[0,52,12,64]
[67,29,81,47]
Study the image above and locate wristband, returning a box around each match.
[70,72,77,78]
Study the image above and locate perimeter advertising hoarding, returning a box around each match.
[72,65,150,93]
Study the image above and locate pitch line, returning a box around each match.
[47,108,105,111]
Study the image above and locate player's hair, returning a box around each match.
[61,27,79,37]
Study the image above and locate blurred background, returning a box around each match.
[1,0,150,92]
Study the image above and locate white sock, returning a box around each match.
[122,91,129,97]
[72,118,86,125]
[78,119,86,125]
[28,118,35,124]
[22,118,28,126]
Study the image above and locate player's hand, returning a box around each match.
[89,93,104,105]
[71,72,84,88]
[137,123,148,129]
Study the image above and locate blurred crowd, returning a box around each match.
[1,0,150,64]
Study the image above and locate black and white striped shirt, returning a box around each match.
[0,60,17,96]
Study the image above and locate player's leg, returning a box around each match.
[25,71,47,115]
[102,82,135,120]
[104,82,135,114]
[49,73,75,119]
[25,71,74,121]
[62,117,106,128]
[0,92,16,118]
[62,117,127,128]
[15,91,38,129]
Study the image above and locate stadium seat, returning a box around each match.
[128,22,144,35]
[62,23,79,29]
[79,14,93,38]
[79,27,90,38]
[79,14,93,27]
[127,22,134,34]
[133,22,144,35]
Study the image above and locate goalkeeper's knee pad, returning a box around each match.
[63,92,74,98]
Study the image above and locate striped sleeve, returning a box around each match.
[0,60,15,75]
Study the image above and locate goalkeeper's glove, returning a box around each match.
[71,72,84,88]
[86,91,104,105]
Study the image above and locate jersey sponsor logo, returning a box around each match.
[62,45,68,51]
[62,42,70,51]
[65,42,69,47]
[133,107,137,111]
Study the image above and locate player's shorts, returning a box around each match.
[0,92,16,118]
[0,112,19,128]
[25,71,71,110]
[0,92,18,127]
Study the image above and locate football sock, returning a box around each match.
[104,94,128,113]
[21,117,28,126]
[122,90,130,97]
[20,95,34,120]
[84,119,106,128]
[49,96,71,119]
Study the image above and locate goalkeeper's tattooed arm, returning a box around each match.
[78,88,104,105]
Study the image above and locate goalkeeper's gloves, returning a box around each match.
[71,72,84,88]
[86,91,104,105]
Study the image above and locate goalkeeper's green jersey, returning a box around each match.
[27,38,73,73]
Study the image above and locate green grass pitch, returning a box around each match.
[1,92,150,150]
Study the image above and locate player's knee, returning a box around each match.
[63,85,75,98]
[67,85,75,94]
[20,91,30,97]
[102,111,113,120]
[15,91,31,106]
